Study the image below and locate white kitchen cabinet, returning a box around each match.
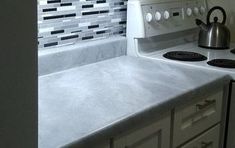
[111,89,226,148]
[180,124,220,148]
[173,90,223,148]
[101,144,110,148]
[89,144,110,148]
[95,143,110,148]
[113,112,171,148]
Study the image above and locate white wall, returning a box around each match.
[0,0,38,147]
[227,0,235,42]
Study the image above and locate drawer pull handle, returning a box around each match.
[205,99,216,104]
[201,141,213,148]
[196,99,216,110]
[192,115,207,125]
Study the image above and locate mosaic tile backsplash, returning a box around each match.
[38,0,127,49]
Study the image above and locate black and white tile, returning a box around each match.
[38,0,127,49]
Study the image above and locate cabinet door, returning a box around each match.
[180,124,220,148]
[173,90,223,147]
[113,112,170,148]
[91,145,109,148]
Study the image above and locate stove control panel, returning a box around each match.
[127,0,207,38]
[142,0,207,37]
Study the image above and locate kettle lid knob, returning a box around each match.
[214,17,218,23]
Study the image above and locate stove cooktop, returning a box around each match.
[163,50,235,68]
[141,42,235,75]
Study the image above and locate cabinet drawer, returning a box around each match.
[113,112,171,148]
[180,124,220,148]
[173,90,223,147]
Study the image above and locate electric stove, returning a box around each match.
[126,0,235,147]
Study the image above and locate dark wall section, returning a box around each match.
[0,0,38,147]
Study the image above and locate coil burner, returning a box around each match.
[163,51,207,62]
[207,59,235,68]
[230,49,235,54]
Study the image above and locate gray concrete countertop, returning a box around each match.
[39,56,230,148]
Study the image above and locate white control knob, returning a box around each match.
[194,7,199,16]
[155,11,162,21]
[164,11,170,20]
[145,13,153,23]
[186,8,192,16]
[200,6,206,15]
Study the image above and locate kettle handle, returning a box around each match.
[207,6,226,24]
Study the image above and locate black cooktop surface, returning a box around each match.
[207,59,235,68]
[163,51,207,62]
[230,49,235,54]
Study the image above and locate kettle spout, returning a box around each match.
[195,19,208,31]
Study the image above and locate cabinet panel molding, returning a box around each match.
[113,112,171,148]
[180,124,220,148]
